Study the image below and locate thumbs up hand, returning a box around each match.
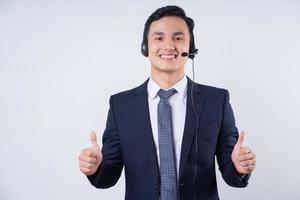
[79,131,103,176]
[231,131,256,175]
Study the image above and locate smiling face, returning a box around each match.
[147,16,190,77]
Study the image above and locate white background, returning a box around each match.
[1,0,300,199]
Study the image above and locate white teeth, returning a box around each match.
[160,55,176,58]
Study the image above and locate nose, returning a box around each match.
[163,37,175,50]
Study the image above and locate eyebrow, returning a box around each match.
[152,32,164,36]
[173,32,185,36]
[151,31,185,37]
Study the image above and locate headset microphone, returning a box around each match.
[181,49,199,58]
[181,52,189,57]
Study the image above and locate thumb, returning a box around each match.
[90,130,100,150]
[236,131,245,147]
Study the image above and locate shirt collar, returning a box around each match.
[147,75,188,100]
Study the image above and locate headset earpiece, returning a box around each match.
[141,40,148,57]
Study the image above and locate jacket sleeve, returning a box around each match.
[87,96,123,188]
[216,90,251,187]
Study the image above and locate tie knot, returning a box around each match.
[157,88,177,100]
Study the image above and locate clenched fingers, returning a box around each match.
[238,153,255,162]
[79,154,98,164]
[240,159,256,167]
[81,148,99,158]
[80,166,93,174]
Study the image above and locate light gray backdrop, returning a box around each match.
[0,0,299,199]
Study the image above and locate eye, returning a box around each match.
[174,37,183,41]
[154,37,163,41]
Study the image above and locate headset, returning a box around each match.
[141,32,199,200]
[141,35,198,60]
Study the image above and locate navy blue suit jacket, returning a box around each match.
[87,77,250,200]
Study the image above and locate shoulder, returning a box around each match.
[198,83,227,93]
[194,81,229,98]
[186,76,228,96]
[189,80,232,106]
[193,83,233,114]
[109,79,148,104]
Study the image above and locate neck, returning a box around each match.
[151,69,185,89]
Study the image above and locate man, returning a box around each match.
[79,5,256,200]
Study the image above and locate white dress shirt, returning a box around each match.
[147,75,187,177]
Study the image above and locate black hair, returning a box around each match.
[141,5,197,59]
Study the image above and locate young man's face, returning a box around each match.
[147,16,190,75]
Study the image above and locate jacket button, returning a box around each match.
[180,182,184,187]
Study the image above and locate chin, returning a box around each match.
[154,65,182,74]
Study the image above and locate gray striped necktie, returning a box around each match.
[157,88,178,200]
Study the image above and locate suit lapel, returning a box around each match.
[179,77,205,179]
[132,78,160,182]
[132,77,205,181]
